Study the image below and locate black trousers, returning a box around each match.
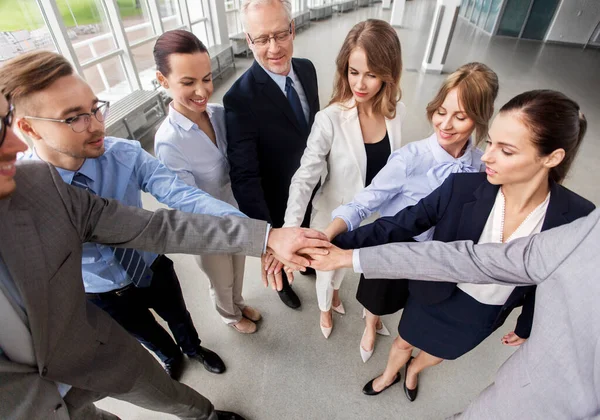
[88,255,201,365]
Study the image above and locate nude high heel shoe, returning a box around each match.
[332,301,345,315]
[320,310,333,339]
[362,308,390,336]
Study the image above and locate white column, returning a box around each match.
[390,0,406,27]
[209,0,229,46]
[421,0,461,74]
[382,0,392,10]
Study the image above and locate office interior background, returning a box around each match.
[2,0,599,419]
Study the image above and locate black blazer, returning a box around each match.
[224,58,320,227]
[334,172,595,338]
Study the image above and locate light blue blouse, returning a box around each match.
[332,133,485,241]
[155,103,237,207]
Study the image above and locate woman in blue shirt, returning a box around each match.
[153,30,260,334]
[325,62,499,362]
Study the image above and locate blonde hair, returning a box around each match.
[329,19,402,119]
[426,62,499,145]
[0,51,74,116]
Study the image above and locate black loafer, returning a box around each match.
[362,373,401,396]
[164,354,184,381]
[404,357,419,402]
[189,346,226,374]
[215,410,246,420]
[278,286,301,309]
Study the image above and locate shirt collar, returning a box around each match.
[29,147,97,184]
[427,133,476,165]
[168,102,214,132]
[258,61,296,93]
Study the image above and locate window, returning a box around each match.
[226,0,243,36]
[69,0,119,66]
[83,55,131,102]
[0,0,57,63]
[158,0,183,31]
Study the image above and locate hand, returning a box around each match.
[323,218,349,241]
[261,252,288,291]
[267,227,331,271]
[305,244,353,271]
[501,331,527,347]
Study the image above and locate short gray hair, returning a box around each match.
[241,0,292,31]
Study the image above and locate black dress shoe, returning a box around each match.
[189,346,226,374]
[278,286,301,309]
[403,357,419,402]
[164,354,185,381]
[215,411,246,420]
[300,267,316,276]
[362,373,401,396]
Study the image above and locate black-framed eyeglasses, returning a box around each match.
[247,23,293,47]
[24,100,110,134]
[0,103,14,148]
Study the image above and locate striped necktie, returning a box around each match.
[71,172,153,287]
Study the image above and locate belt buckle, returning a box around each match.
[114,285,130,297]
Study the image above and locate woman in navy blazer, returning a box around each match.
[333,90,593,401]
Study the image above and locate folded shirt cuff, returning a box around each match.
[352,249,363,273]
[263,224,271,254]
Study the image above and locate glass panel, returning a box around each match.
[0,0,57,63]
[159,0,182,31]
[460,0,470,17]
[477,0,492,28]
[132,42,156,91]
[470,0,482,24]
[56,0,119,65]
[189,0,206,22]
[484,0,503,33]
[521,0,560,41]
[465,0,475,20]
[192,21,209,46]
[118,0,154,44]
[83,55,131,102]
[497,0,532,37]
[226,0,243,36]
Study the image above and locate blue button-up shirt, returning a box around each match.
[332,133,485,241]
[23,137,245,293]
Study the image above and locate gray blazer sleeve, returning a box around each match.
[49,163,267,257]
[359,209,600,286]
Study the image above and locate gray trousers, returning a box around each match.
[64,349,217,420]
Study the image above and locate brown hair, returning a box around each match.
[0,51,74,115]
[426,62,499,145]
[500,90,586,184]
[329,19,402,119]
[153,30,208,77]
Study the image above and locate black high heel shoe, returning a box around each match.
[362,373,401,396]
[403,357,419,402]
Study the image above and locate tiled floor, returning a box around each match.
[97,2,600,419]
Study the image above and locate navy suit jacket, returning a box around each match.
[224,58,320,227]
[334,172,595,337]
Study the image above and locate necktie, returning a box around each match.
[285,77,307,132]
[71,172,153,287]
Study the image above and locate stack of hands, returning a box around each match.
[263,227,353,291]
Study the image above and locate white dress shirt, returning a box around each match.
[457,190,551,305]
[259,62,310,125]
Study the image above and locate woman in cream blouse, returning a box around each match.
[153,30,260,334]
[284,20,404,338]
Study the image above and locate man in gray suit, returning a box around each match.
[0,93,328,420]
[310,214,600,419]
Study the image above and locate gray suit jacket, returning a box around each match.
[0,160,267,419]
[360,209,600,420]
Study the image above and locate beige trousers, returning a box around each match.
[195,254,246,325]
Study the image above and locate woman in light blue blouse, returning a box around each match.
[326,62,499,362]
[153,30,260,334]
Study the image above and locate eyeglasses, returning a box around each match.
[0,103,14,148]
[247,23,293,47]
[24,100,110,133]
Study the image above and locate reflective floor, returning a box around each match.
[97,2,600,419]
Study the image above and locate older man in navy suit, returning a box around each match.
[225,0,320,309]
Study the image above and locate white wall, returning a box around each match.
[545,0,600,45]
